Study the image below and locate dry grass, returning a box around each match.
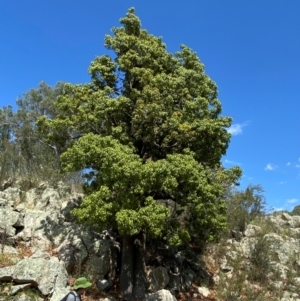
[0,253,16,268]
[17,244,33,259]
[0,243,33,268]
[45,245,59,257]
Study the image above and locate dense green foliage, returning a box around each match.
[38,8,241,245]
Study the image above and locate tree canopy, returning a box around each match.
[0,82,73,187]
[38,8,241,299]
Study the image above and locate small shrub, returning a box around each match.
[22,287,41,300]
[248,236,272,284]
[226,184,266,233]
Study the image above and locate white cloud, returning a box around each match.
[270,198,299,212]
[265,163,277,171]
[286,160,300,168]
[227,122,248,136]
[224,159,241,166]
[279,181,286,185]
[287,198,298,204]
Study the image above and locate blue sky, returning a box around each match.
[1,1,299,211]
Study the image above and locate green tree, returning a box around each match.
[0,106,19,183]
[38,8,241,300]
[226,184,266,232]
[15,81,65,159]
[291,205,300,216]
[0,82,75,187]
[14,81,73,186]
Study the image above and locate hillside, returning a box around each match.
[1,181,300,301]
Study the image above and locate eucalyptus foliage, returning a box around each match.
[0,82,68,185]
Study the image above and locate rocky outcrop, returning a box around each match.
[0,182,118,300]
[3,181,300,300]
[0,181,208,300]
[204,212,300,300]
[0,249,69,301]
[148,266,170,293]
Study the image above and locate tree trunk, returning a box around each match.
[120,235,134,300]
[120,232,147,301]
[133,231,147,300]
